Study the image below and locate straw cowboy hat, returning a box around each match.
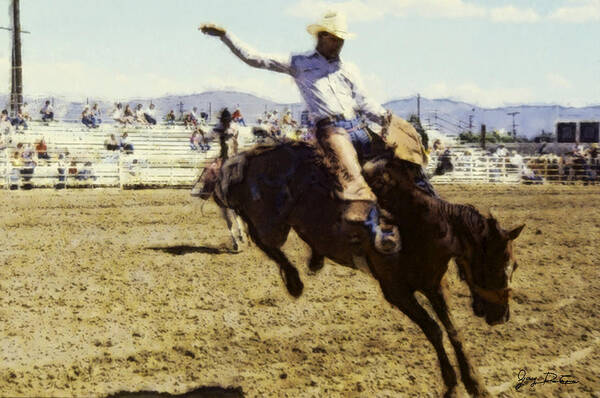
[307,11,355,40]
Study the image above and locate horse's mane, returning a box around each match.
[435,199,487,240]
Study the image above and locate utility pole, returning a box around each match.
[481,124,487,149]
[468,114,473,131]
[11,0,22,116]
[507,111,520,137]
[417,93,421,122]
[0,0,30,117]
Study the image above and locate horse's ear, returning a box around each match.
[508,224,525,240]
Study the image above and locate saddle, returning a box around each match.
[380,114,428,167]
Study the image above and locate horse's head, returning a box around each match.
[456,215,524,326]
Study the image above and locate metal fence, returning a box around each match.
[427,154,599,184]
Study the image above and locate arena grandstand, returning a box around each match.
[0,119,255,190]
[1,118,598,190]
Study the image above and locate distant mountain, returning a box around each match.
[384,97,600,139]
[3,92,598,139]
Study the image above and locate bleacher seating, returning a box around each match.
[1,121,255,189]
[2,121,598,189]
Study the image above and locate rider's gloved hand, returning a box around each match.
[199,24,227,37]
[381,110,393,139]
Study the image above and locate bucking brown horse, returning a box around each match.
[196,139,524,397]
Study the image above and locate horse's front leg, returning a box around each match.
[308,249,324,273]
[379,284,459,397]
[425,283,491,398]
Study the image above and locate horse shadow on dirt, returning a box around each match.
[108,386,244,397]
[147,245,238,255]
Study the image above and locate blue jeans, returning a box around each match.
[11,117,27,129]
[82,116,95,128]
[334,118,371,159]
[144,114,157,125]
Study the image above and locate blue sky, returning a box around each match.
[0,0,598,107]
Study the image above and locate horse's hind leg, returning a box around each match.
[426,284,491,397]
[220,207,240,252]
[236,214,250,246]
[379,282,459,397]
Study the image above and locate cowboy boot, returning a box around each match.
[317,124,401,254]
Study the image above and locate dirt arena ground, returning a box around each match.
[0,185,598,397]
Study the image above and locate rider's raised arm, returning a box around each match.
[220,32,293,75]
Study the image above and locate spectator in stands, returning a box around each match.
[135,104,148,126]
[190,131,200,150]
[11,108,28,130]
[35,138,50,160]
[104,134,119,150]
[9,148,23,189]
[40,100,54,122]
[120,132,134,154]
[495,145,509,158]
[77,161,96,182]
[432,139,444,155]
[21,102,31,121]
[21,143,36,189]
[300,109,311,127]
[184,107,199,128]
[112,103,127,125]
[435,147,454,176]
[165,109,176,126]
[81,105,96,128]
[508,150,523,171]
[232,107,246,126]
[123,104,135,125]
[22,143,35,164]
[281,109,297,137]
[191,106,199,122]
[56,153,66,189]
[144,103,157,125]
[91,103,102,126]
[1,109,14,134]
[68,161,78,179]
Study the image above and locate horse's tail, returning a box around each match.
[191,158,222,201]
[214,153,248,208]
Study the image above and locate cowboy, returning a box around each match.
[200,11,400,253]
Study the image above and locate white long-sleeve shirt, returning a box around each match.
[220,32,386,124]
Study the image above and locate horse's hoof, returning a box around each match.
[282,272,304,298]
[443,387,459,398]
[464,382,491,398]
[308,257,324,273]
[287,278,304,298]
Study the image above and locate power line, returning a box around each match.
[507,111,520,137]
